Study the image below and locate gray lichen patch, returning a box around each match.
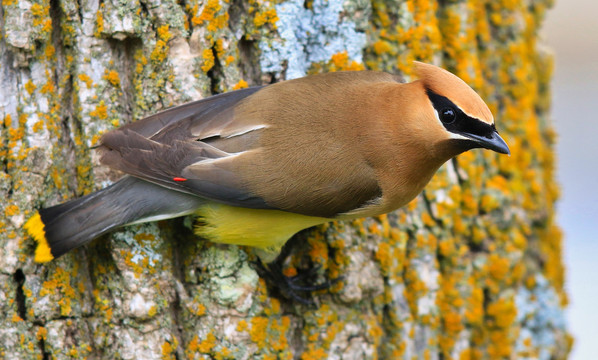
[259,0,369,79]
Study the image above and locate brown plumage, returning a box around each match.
[25,62,509,263]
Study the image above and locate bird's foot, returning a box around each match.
[253,259,341,305]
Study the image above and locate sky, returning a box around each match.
[542,1,598,359]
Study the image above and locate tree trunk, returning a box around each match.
[0,0,571,358]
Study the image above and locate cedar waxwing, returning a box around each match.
[25,62,510,264]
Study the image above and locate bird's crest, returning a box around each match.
[414,61,494,125]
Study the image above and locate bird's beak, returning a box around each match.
[465,131,511,155]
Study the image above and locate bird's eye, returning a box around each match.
[440,108,456,124]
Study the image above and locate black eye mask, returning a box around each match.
[426,89,496,140]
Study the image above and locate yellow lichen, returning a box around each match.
[201,48,215,73]
[151,40,169,63]
[40,266,79,316]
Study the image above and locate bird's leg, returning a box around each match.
[252,234,341,305]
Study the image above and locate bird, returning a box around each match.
[24,61,510,266]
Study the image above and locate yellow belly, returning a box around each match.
[194,202,331,261]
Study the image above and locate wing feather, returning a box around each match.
[114,86,263,139]
[98,87,272,209]
[96,71,402,217]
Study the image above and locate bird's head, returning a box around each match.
[412,61,510,158]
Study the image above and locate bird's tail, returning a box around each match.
[24,176,204,262]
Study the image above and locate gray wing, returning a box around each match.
[117,86,263,138]
[97,86,274,209]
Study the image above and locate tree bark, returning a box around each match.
[0,0,571,359]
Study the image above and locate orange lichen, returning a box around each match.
[301,347,327,360]
[249,317,269,348]
[78,73,93,88]
[11,313,23,323]
[372,40,392,55]
[487,254,510,281]
[4,204,19,217]
[330,52,364,72]
[225,55,235,65]
[103,70,121,87]
[95,5,105,37]
[232,79,248,90]
[161,340,176,360]
[198,332,217,353]
[40,79,56,94]
[193,0,221,25]
[44,44,55,60]
[253,9,278,27]
[236,319,248,333]
[89,101,108,119]
[36,327,47,341]
[24,80,37,95]
[375,242,391,276]
[157,25,172,42]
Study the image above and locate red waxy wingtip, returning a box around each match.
[173,177,187,182]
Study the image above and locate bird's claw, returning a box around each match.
[252,259,341,305]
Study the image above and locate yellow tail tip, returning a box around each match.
[24,212,54,263]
